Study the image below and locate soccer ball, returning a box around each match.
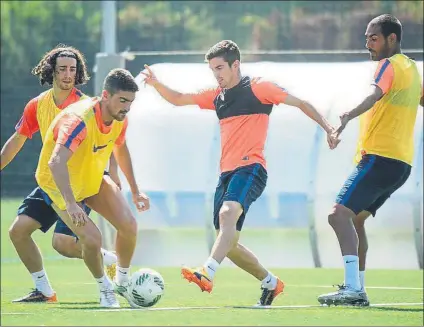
[128,268,165,307]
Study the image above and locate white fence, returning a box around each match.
[106,61,423,269]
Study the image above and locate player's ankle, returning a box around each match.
[116,266,130,285]
[261,271,277,290]
[203,257,220,279]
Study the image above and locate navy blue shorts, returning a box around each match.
[213,163,267,231]
[336,154,411,216]
[17,187,90,236]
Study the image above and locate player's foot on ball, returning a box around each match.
[256,278,285,306]
[113,280,140,308]
[105,263,117,281]
[317,284,369,306]
[181,266,213,293]
[12,289,57,303]
[100,288,120,308]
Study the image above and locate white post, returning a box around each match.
[102,0,117,54]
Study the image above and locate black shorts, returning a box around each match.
[336,154,411,216]
[213,163,267,231]
[17,187,90,236]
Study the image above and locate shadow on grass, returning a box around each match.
[370,307,423,313]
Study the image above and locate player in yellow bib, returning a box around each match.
[318,14,423,306]
[1,46,120,303]
[35,68,149,308]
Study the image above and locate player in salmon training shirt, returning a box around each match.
[141,40,339,306]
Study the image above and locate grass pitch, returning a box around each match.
[1,199,423,326]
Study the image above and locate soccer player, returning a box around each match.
[141,40,339,306]
[1,46,118,303]
[35,68,149,308]
[317,14,423,306]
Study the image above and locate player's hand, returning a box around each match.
[140,65,158,87]
[326,130,341,150]
[334,112,350,137]
[132,191,150,212]
[109,170,122,190]
[66,202,89,227]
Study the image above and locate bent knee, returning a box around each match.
[219,202,242,227]
[9,215,39,241]
[78,228,102,250]
[328,204,355,226]
[116,213,138,237]
[52,233,75,254]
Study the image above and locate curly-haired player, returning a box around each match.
[1,45,118,303]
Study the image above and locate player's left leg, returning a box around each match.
[84,174,139,308]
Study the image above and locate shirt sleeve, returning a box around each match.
[115,118,128,147]
[191,88,220,110]
[15,98,40,138]
[250,78,289,105]
[53,114,87,153]
[372,59,394,95]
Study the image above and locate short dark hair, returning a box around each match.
[31,44,90,86]
[103,68,139,95]
[205,40,241,67]
[370,14,402,43]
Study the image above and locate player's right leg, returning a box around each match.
[9,187,58,303]
[52,218,117,280]
[51,202,119,308]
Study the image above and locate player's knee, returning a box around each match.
[219,202,241,229]
[52,233,72,256]
[9,216,35,242]
[328,204,353,227]
[79,229,102,252]
[116,212,137,238]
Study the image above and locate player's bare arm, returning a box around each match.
[108,153,121,189]
[48,144,89,227]
[141,64,197,106]
[283,94,339,149]
[113,141,150,212]
[336,85,383,136]
[0,132,28,170]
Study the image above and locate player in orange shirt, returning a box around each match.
[141,40,339,306]
[1,46,119,303]
[318,14,423,306]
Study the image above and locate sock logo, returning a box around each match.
[345,260,355,263]
[207,265,216,272]
[37,275,45,279]
[119,270,128,274]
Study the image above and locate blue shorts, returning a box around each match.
[336,154,411,216]
[213,163,267,231]
[17,187,90,236]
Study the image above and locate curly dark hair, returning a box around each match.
[205,40,241,67]
[31,44,90,86]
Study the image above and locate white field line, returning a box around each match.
[84,302,423,312]
[76,282,423,291]
[3,302,422,314]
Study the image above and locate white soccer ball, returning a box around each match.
[128,268,165,307]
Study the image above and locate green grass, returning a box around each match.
[1,199,423,326]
